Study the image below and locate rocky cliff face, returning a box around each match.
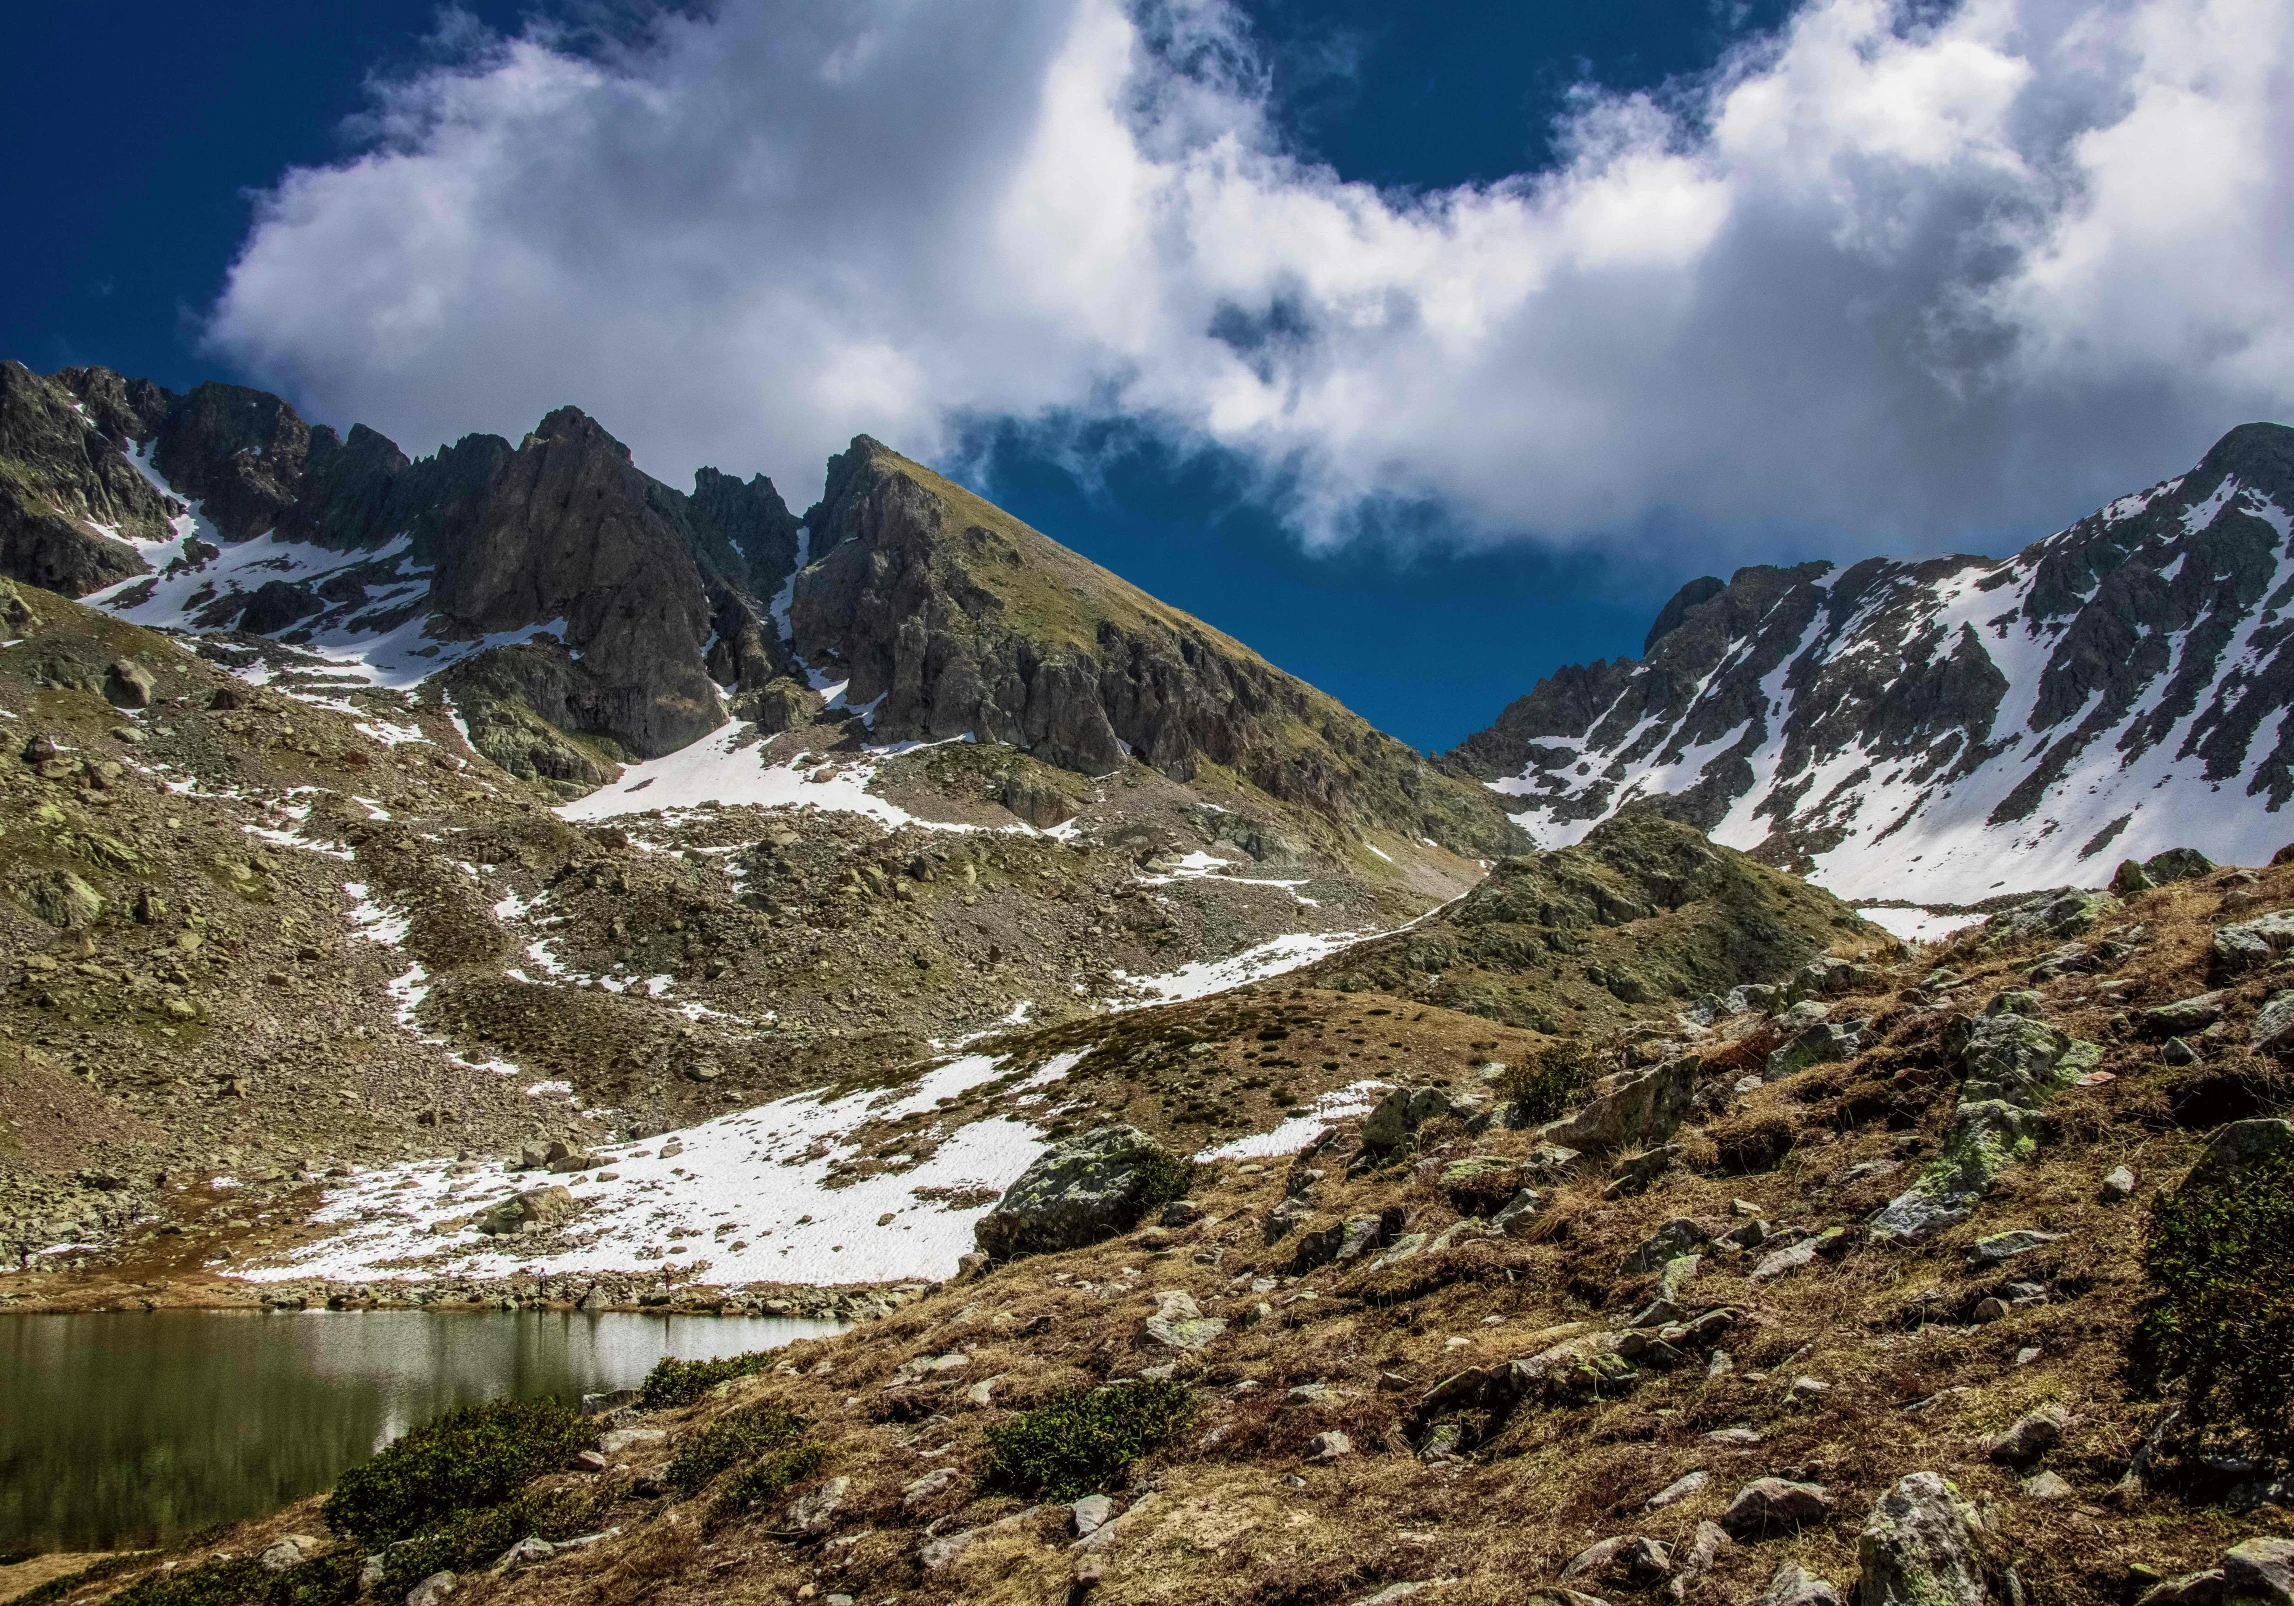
[0,363,830,776]
[1453,422,2294,911]
[789,437,1524,858]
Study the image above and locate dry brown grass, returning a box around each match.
[71,866,2294,1606]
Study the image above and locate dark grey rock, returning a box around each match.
[974,1125,1188,1260]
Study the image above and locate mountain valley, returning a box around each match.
[1,361,2291,1606]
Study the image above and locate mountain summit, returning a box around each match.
[0,361,1519,858]
[1452,421,2294,915]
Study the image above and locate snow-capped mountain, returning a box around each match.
[1450,422,2294,925]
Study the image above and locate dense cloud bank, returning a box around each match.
[208,0,2294,554]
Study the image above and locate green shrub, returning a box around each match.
[1132,1146,1195,1214]
[986,1379,1194,1500]
[664,1401,807,1496]
[367,1488,594,1602]
[2135,1146,2294,1463]
[106,1551,365,1606]
[321,1398,593,1547]
[715,1442,827,1515]
[1499,1040,1589,1123]
[637,1349,777,1411]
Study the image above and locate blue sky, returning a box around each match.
[9,0,2291,750]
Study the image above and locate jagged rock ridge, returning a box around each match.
[789,436,1524,856]
[1452,422,2294,910]
[0,361,1521,855]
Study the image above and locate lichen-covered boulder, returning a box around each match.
[973,1125,1187,1260]
[2216,912,2294,980]
[1952,1012,2097,1106]
[1981,888,2117,946]
[1540,1056,1698,1154]
[1854,1472,1990,1606]
[1766,1023,1858,1082]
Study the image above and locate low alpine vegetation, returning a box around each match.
[2135,1144,2294,1463]
[320,1398,594,1547]
[986,1379,1195,1500]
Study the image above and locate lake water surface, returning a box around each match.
[0,1309,839,1553]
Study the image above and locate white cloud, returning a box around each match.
[206,0,2294,555]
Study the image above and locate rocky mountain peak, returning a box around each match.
[1453,420,2294,924]
[785,436,1526,857]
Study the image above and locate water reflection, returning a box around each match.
[0,1308,838,1552]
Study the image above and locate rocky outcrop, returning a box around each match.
[1314,807,1883,1033]
[0,362,171,594]
[1452,422,2294,905]
[427,408,724,757]
[787,437,1524,857]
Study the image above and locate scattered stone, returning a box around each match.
[1604,1146,1677,1198]
[787,1476,850,1533]
[1307,1430,1355,1461]
[260,1535,320,1573]
[1768,1023,1859,1082]
[1967,1229,2063,1269]
[1761,1563,1842,1606]
[918,1529,976,1570]
[1492,1188,1546,1235]
[1143,1290,1227,1351]
[1070,1494,1115,1539]
[2252,992,2294,1056]
[1753,1229,1845,1281]
[2135,1572,2225,1606]
[2022,1472,2073,1501]
[406,1571,457,1606]
[2162,1037,2201,1066]
[1668,1522,1732,1603]
[902,1467,959,1511]
[491,1537,555,1572]
[1624,1218,1710,1273]
[1647,1470,1709,1509]
[1987,1405,2068,1465]
[2145,993,2229,1037]
[1853,1472,1986,1606]
[2212,912,2294,979]
[1720,1478,1834,1538]
[2102,1165,2138,1202]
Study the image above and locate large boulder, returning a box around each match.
[1854,1473,1990,1606]
[2224,1538,2294,1606]
[1540,1057,1698,1154]
[2253,992,2294,1057]
[2214,912,2294,980]
[474,1185,579,1236]
[973,1125,1187,1260]
[1981,889,2117,946]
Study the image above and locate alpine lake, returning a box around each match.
[0,1308,840,1556]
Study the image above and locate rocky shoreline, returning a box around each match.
[0,1268,928,1323]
